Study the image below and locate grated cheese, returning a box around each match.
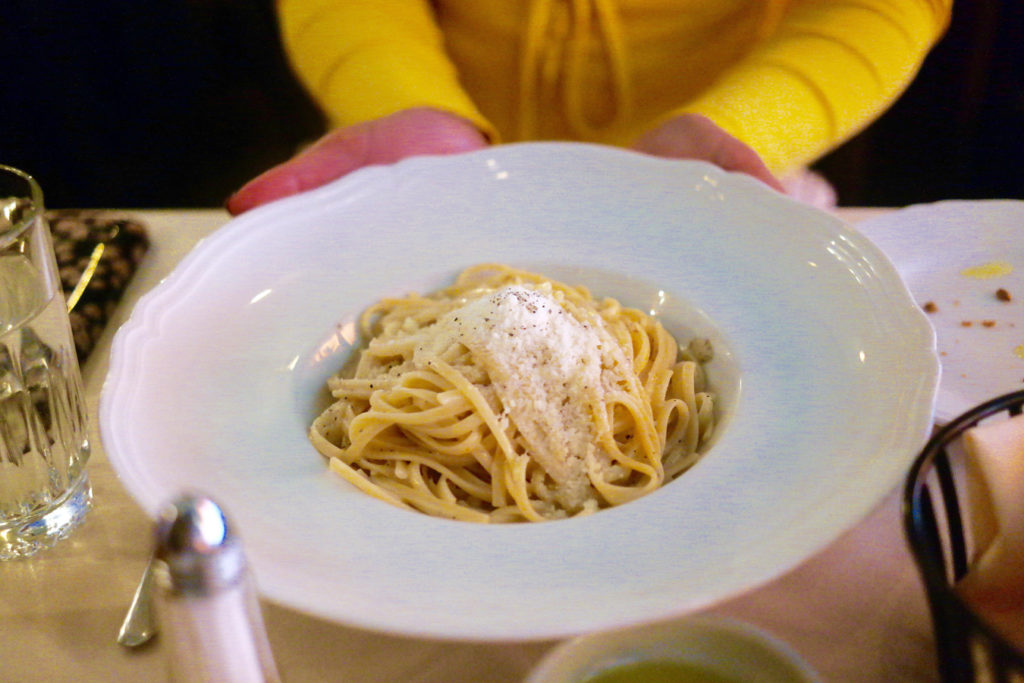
[414,285,618,507]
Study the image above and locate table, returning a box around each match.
[0,208,940,682]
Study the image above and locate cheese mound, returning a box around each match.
[416,285,626,508]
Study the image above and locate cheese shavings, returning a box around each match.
[415,285,624,509]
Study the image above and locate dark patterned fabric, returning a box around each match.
[48,211,149,361]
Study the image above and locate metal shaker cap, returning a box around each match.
[154,494,246,596]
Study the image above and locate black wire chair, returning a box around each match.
[904,389,1024,682]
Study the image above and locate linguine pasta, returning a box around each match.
[309,264,715,523]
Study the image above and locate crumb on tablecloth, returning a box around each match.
[962,261,1013,279]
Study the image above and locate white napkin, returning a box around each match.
[957,412,1024,648]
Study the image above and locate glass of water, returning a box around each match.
[0,165,91,559]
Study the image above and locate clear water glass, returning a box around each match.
[0,165,91,559]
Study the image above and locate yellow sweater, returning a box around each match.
[278,0,951,174]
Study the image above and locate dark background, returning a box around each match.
[2,0,1021,209]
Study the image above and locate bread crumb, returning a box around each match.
[923,301,938,313]
[962,321,973,327]
[982,320,996,328]
[997,288,1012,302]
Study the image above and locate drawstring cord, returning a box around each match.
[517,0,788,140]
[518,0,632,140]
[518,0,553,140]
[758,0,787,39]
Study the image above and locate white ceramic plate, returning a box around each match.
[100,143,938,641]
[858,200,1024,423]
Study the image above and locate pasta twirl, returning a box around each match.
[310,264,715,523]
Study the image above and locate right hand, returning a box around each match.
[226,108,489,215]
[632,113,785,193]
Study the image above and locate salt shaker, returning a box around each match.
[153,495,281,683]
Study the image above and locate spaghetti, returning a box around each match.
[310,264,715,523]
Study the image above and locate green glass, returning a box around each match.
[583,659,742,683]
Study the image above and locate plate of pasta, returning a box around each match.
[101,142,939,641]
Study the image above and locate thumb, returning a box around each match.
[225,129,370,215]
[226,109,488,215]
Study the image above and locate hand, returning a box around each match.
[631,113,785,193]
[226,108,489,215]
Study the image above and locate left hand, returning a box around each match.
[225,108,489,215]
[632,113,785,193]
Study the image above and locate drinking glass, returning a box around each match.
[0,165,91,559]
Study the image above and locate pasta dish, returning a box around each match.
[310,264,715,522]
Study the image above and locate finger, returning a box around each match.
[364,108,489,162]
[225,131,368,215]
[226,109,488,215]
[708,137,786,193]
[632,113,785,194]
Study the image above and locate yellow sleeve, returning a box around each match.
[674,0,952,174]
[276,0,498,140]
